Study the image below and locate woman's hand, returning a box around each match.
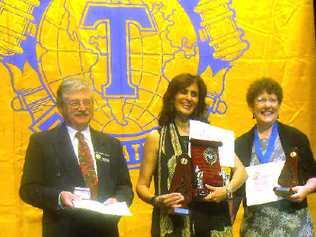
[155,192,184,208]
[203,185,227,202]
[288,178,316,202]
[288,186,309,202]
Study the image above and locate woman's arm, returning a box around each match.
[136,130,159,204]
[230,155,248,193]
[290,177,316,202]
[136,130,184,208]
[204,155,247,202]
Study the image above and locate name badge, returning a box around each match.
[95,151,110,163]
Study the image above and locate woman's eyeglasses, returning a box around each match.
[255,96,278,105]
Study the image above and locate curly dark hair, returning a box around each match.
[246,77,283,108]
[158,73,207,126]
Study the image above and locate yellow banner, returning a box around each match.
[0,0,315,236]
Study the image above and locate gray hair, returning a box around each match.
[56,76,92,108]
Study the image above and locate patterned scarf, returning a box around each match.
[157,123,192,237]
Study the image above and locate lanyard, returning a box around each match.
[254,122,278,163]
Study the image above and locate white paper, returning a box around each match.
[189,120,235,167]
[245,161,285,206]
[74,187,91,200]
[73,200,132,216]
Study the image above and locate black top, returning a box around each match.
[152,125,231,237]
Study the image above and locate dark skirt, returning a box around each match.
[151,201,231,237]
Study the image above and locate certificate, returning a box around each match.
[73,200,132,216]
[189,120,235,167]
[245,161,285,206]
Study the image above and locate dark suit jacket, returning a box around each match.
[20,124,133,237]
[234,121,316,213]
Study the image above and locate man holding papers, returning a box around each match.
[235,78,316,236]
[20,77,133,237]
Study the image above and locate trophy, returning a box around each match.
[168,153,194,209]
[195,166,208,198]
[273,147,300,197]
[190,138,223,199]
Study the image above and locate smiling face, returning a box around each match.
[59,89,94,130]
[251,91,280,127]
[174,82,199,120]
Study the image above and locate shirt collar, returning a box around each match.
[66,125,91,141]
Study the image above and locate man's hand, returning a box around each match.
[103,197,118,205]
[60,191,81,208]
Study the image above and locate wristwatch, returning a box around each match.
[149,196,157,206]
[226,185,233,200]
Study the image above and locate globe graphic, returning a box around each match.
[36,0,200,139]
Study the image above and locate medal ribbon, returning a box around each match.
[254,122,278,163]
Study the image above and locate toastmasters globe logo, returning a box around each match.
[1,0,248,169]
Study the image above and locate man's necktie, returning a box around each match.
[75,131,98,200]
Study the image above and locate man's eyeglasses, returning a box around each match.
[65,99,92,109]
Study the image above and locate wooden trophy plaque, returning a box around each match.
[190,138,223,198]
[168,153,194,208]
[274,147,300,197]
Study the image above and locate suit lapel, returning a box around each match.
[53,125,84,185]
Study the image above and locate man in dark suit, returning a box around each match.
[20,77,133,237]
